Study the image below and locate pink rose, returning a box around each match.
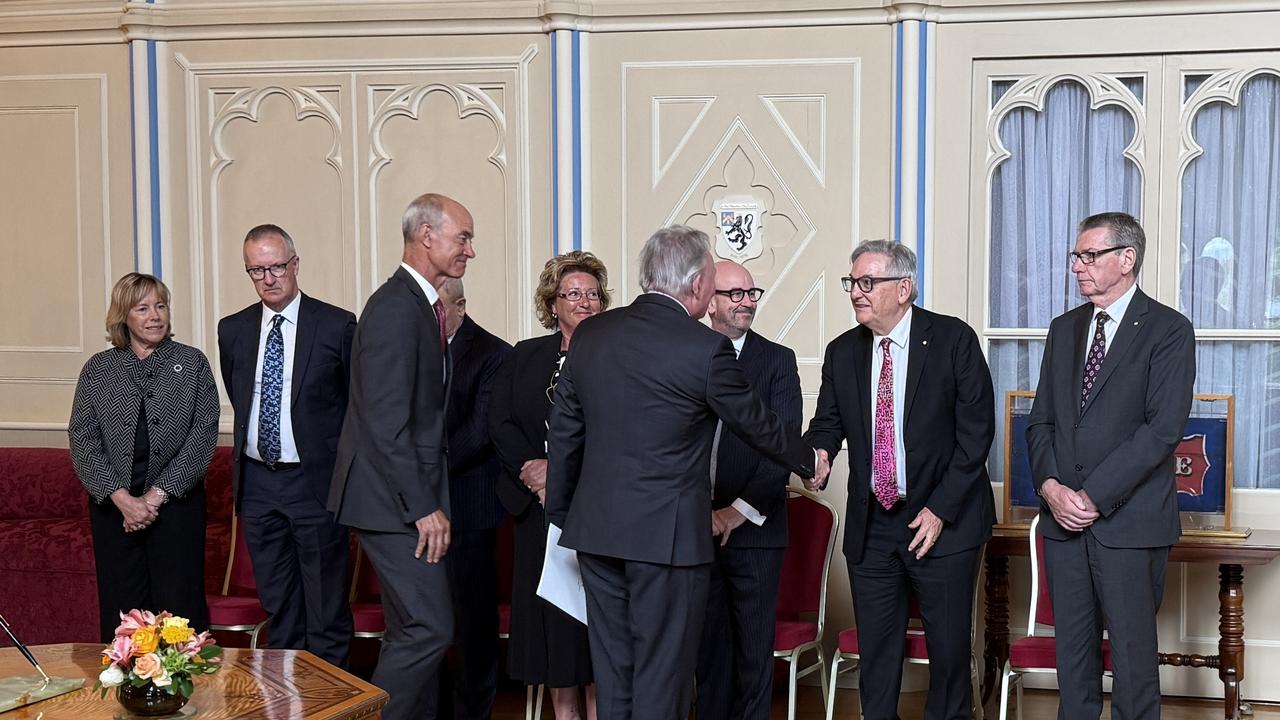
[104,635,136,666]
[133,652,170,686]
[114,609,158,637]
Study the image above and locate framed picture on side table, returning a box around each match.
[1001,391,1243,538]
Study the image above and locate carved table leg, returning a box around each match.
[982,554,1009,708]
[1219,563,1245,720]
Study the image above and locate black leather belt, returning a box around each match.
[246,456,302,472]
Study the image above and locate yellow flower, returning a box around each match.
[161,616,189,630]
[161,624,194,644]
[132,626,160,654]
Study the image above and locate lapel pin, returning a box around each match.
[922,340,928,346]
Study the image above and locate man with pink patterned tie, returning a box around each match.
[804,240,995,720]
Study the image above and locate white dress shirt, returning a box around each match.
[1087,281,1138,357]
[401,262,447,382]
[870,306,912,497]
[246,292,301,463]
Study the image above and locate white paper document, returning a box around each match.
[536,523,588,625]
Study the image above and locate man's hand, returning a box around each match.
[520,459,548,493]
[805,448,831,491]
[1040,478,1099,532]
[907,507,944,560]
[536,488,546,506]
[414,509,452,563]
[111,489,157,532]
[710,507,748,546]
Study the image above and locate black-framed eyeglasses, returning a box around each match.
[558,289,601,303]
[841,275,907,293]
[245,256,297,280]
[715,287,765,303]
[1068,246,1129,266]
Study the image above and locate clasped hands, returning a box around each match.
[111,487,166,533]
[803,448,833,492]
[1040,477,1099,531]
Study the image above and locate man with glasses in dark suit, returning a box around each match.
[695,260,802,720]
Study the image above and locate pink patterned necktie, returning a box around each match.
[1080,311,1110,411]
[873,337,900,509]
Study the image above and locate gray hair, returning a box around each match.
[244,224,297,255]
[638,225,712,297]
[850,239,918,303]
[437,277,464,302]
[1078,211,1146,274]
[401,193,448,244]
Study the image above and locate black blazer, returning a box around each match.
[805,307,996,563]
[490,332,562,520]
[445,315,512,532]
[328,267,452,532]
[545,293,816,567]
[217,293,356,511]
[1027,288,1196,548]
[714,330,802,549]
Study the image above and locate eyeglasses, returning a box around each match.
[841,275,907,293]
[1068,246,1129,265]
[558,289,601,303]
[245,256,297,280]
[714,287,765,303]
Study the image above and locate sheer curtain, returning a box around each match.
[987,79,1141,485]
[1180,73,1280,488]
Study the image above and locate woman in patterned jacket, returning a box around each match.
[69,272,219,642]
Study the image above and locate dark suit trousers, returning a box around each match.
[358,528,454,720]
[578,552,710,720]
[441,528,500,720]
[848,500,980,720]
[88,488,209,642]
[1043,531,1169,720]
[240,459,353,667]
[695,545,784,720]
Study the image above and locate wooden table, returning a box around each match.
[0,643,387,719]
[981,526,1280,720]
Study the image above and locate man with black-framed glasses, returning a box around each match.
[696,261,801,720]
[804,239,995,720]
[1027,212,1195,720]
[217,223,356,667]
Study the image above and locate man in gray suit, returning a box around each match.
[1027,211,1196,719]
[329,193,475,720]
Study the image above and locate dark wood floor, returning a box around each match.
[489,685,1279,719]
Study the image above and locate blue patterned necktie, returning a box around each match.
[1080,311,1110,411]
[258,314,285,465]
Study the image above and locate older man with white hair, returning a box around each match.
[545,225,826,720]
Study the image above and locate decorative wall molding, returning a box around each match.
[1178,66,1280,177]
[5,1,1280,45]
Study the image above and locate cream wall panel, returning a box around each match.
[0,44,133,443]
[160,36,551,423]
[586,25,894,679]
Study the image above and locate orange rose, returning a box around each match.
[132,626,159,654]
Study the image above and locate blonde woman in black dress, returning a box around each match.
[491,251,611,720]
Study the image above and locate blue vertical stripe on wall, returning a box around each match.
[571,31,582,251]
[892,22,904,247]
[146,40,162,277]
[551,32,560,255]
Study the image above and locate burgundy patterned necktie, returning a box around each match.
[1080,311,1110,410]
[433,299,448,355]
[873,337,900,509]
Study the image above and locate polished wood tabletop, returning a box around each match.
[0,643,387,719]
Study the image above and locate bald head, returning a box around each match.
[401,193,476,285]
[436,277,466,339]
[708,260,760,340]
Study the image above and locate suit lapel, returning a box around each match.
[903,309,930,427]
[290,294,317,407]
[1081,290,1150,417]
[852,328,873,452]
[451,316,475,371]
[236,305,263,418]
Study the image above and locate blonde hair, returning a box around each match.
[105,272,172,348]
[534,251,612,330]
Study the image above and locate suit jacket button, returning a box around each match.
[1073,423,1078,429]
[1074,464,1083,471]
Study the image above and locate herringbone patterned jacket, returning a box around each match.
[69,340,219,503]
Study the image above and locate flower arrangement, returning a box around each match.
[94,609,222,700]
